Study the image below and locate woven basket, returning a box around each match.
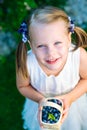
[39,97,63,129]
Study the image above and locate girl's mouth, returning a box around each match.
[46,58,60,64]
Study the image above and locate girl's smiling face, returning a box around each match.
[29,20,71,75]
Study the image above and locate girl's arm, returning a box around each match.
[56,47,87,123]
[65,47,87,102]
[16,73,44,103]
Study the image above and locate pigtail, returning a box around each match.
[16,41,28,78]
[73,26,87,49]
[16,21,29,78]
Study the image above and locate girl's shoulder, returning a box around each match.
[27,50,35,61]
[26,50,37,70]
[69,44,80,58]
[79,47,87,79]
[27,49,33,56]
[69,44,80,51]
[70,44,87,58]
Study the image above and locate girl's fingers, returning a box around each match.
[38,106,43,127]
[63,108,69,114]
[61,112,68,123]
[61,108,69,123]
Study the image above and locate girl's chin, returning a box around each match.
[46,62,63,72]
[46,66,60,71]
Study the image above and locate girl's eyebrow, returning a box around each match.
[36,42,48,45]
[36,40,62,44]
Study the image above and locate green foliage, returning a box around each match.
[0,52,25,130]
[0,0,66,33]
[0,0,37,32]
[34,0,66,7]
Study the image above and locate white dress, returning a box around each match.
[22,46,87,130]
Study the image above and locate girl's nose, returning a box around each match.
[47,46,56,57]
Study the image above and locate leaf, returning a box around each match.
[48,113,56,121]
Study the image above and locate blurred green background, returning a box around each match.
[0,0,87,130]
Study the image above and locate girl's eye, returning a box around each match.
[37,45,45,48]
[54,42,62,45]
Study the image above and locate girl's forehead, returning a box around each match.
[29,20,67,33]
[29,20,69,44]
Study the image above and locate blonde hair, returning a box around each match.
[16,6,87,78]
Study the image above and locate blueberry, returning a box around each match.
[42,101,62,124]
[48,99,62,107]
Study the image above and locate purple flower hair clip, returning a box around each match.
[18,21,28,43]
[68,17,75,33]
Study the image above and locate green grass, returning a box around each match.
[0,52,25,130]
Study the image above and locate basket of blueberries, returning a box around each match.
[40,97,63,129]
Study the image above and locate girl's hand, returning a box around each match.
[55,94,72,123]
[38,98,45,128]
[38,94,73,127]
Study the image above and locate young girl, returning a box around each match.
[16,6,87,130]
